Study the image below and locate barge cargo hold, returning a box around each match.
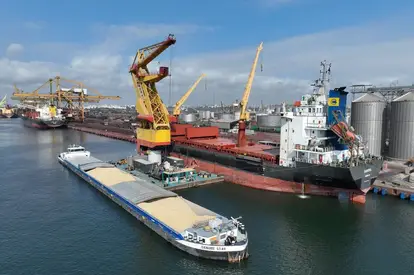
[58,145,249,262]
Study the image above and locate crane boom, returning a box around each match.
[237,42,263,147]
[173,73,206,116]
[130,34,176,150]
[11,76,120,121]
[239,42,263,121]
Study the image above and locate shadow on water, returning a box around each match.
[1,119,414,275]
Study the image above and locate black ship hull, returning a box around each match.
[172,144,383,192]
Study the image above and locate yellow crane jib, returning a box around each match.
[173,73,206,116]
[239,42,263,122]
[237,42,263,147]
[129,34,176,149]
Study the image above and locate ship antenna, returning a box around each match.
[311,60,331,103]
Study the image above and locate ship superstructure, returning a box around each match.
[279,61,347,166]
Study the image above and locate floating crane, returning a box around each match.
[170,73,206,123]
[129,34,176,151]
[11,76,120,121]
[237,42,263,147]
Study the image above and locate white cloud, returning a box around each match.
[6,43,24,57]
[2,17,414,107]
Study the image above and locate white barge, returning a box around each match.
[58,145,249,262]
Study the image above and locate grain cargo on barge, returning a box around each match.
[58,145,248,262]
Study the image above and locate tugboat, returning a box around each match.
[21,103,66,129]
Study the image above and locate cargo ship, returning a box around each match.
[58,145,249,262]
[167,62,384,203]
[21,104,67,129]
[0,95,17,118]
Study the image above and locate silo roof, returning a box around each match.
[393,92,414,102]
[352,93,385,103]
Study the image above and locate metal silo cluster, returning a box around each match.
[351,92,414,160]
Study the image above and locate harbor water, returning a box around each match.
[1,119,413,275]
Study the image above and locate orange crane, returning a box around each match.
[129,34,176,151]
[11,76,120,121]
[238,42,263,147]
[170,73,206,123]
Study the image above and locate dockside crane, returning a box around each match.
[170,73,206,123]
[129,34,176,151]
[237,42,263,147]
[11,76,120,121]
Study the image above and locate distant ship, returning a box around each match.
[0,95,17,118]
[21,104,67,129]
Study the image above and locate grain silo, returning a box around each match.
[257,115,282,131]
[388,92,414,160]
[350,93,387,156]
[179,113,197,123]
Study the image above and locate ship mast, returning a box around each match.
[311,60,331,104]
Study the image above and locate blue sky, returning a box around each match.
[1,0,414,105]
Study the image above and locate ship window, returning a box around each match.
[312,108,315,113]
[292,129,295,133]
[220,234,227,240]
[312,131,315,134]
[308,108,311,112]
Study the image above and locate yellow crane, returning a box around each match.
[129,34,176,151]
[238,42,263,147]
[11,76,120,121]
[170,73,206,123]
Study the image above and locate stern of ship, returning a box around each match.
[175,239,249,262]
[350,157,384,193]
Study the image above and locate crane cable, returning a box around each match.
[260,48,264,72]
[168,45,174,107]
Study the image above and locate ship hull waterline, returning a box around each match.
[58,157,249,262]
